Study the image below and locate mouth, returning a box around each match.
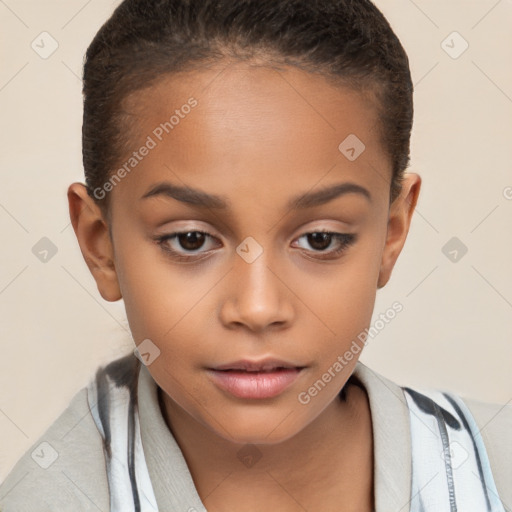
[212,358,304,372]
[207,358,306,399]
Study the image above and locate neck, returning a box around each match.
[159,377,374,511]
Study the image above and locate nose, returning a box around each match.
[219,248,295,332]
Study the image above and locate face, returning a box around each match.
[69,61,420,445]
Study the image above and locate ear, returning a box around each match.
[377,173,422,289]
[67,183,122,301]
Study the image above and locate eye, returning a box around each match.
[155,230,220,261]
[293,231,356,259]
[154,229,357,263]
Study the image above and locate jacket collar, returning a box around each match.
[351,361,412,510]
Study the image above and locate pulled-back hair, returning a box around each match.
[82,0,413,220]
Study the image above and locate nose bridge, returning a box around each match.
[221,237,293,330]
[237,244,275,295]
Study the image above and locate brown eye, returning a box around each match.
[294,231,357,260]
[306,232,332,251]
[177,231,206,251]
[155,230,220,262]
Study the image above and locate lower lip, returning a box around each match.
[207,368,303,399]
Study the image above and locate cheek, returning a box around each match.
[316,250,381,327]
[114,236,182,340]
[303,246,382,367]
[117,248,224,381]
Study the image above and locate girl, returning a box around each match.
[1,1,510,510]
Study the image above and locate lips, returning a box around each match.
[212,358,303,372]
[207,358,306,399]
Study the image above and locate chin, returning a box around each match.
[203,406,311,446]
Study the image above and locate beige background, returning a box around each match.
[1,0,511,482]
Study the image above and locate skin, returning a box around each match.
[68,61,421,511]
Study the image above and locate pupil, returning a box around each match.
[308,233,331,251]
[179,232,205,250]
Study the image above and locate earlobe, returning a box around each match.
[67,183,122,302]
[377,173,422,289]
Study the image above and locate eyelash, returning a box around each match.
[154,229,357,262]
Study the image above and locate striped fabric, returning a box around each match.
[404,388,506,512]
[87,356,158,511]
[87,356,505,511]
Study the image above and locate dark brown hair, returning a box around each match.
[82,0,413,221]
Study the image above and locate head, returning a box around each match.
[69,0,420,444]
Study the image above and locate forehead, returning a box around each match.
[111,61,390,213]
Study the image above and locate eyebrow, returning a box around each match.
[140,181,371,210]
